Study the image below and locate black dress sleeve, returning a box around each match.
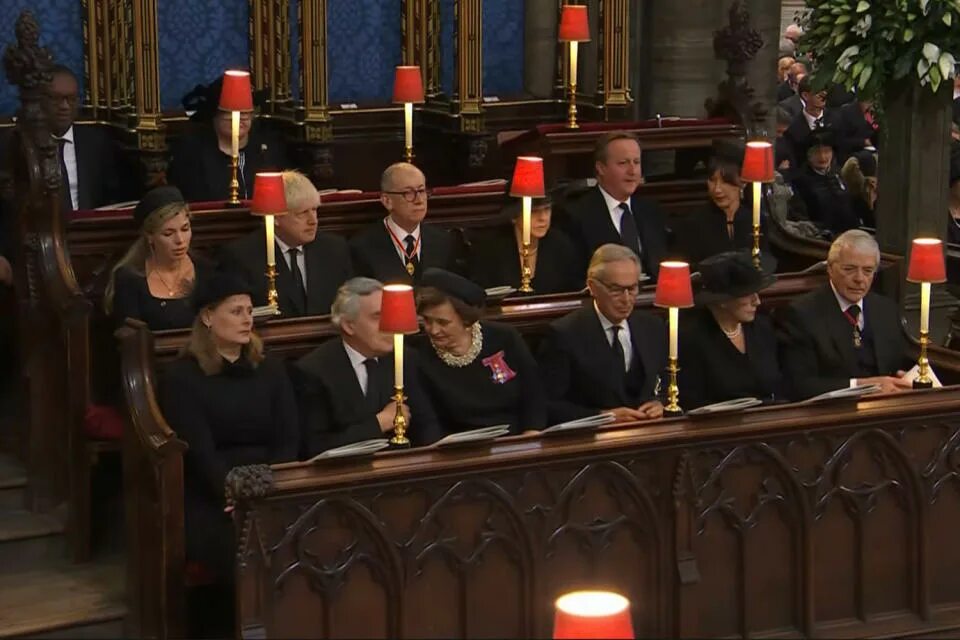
[537,326,595,423]
[112,267,143,325]
[293,364,384,456]
[268,359,300,463]
[509,328,547,431]
[677,323,711,410]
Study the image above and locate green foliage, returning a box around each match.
[800,0,960,100]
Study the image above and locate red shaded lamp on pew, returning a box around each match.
[219,70,254,206]
[654,261,694,415]
[510,156,546,293]
[380,284,419,445]
[393,66,425,164]
[554,590,634,639]
[250,172,288,313]
[558,4,591,129]
[907,238,946,389]
[741,140,775,269]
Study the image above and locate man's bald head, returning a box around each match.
[784,24,803,43]
[379,162,429,232]
[381,162,425,192]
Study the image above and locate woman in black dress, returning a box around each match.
[413,268,547,434]
[679,252,785,409]
[104,185,213,330]
[467,193,582,294]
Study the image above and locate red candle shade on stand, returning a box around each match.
[379,284,419,445]
[393,66,425,164]
[558,4,591,129]
[654,261,694,415]
[250,172,288,313]
[219,70,254,206]
[907,238,947,388]
[553,590,634,639]
[740,140,775,268]
[510,156,546,293]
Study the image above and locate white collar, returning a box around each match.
[53,125,75,143]
[342,341,374,369]
[593,301,626,332]
[385,216,420,241]
[274,235,301,254]
[829,281,864,313]
[597,184,629,214]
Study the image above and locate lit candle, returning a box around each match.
[569,41,579,89]
[920,281,931,334]
[231,110,240,159]
[404,102,413,153]
[394,333,404,388]
[752,181,761,228]
[265,214,275,266]
[522,196,532,246]
[669,306,678,360]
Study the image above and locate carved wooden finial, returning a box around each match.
[3,11,54,95]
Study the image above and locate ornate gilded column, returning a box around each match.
[597,0,631,109]
[108,0,132,119]
[80,0,110,119]
[456,0,483,132]
[249,0,292,114]
[299,0,331,141]
[402,0,439,96]
[129,0,163,151]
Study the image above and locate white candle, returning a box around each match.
[921,281,931,334]
[231,110,240,159]
[404,102,413,152]
[752,181,761,228]
[394,333,404,388]
[669,307,678,360]
[265,214,275,266]
[569,41,579,89]
[522,196,531,246]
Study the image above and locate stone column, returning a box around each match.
[741,0,781,134]
[523,0,558,99]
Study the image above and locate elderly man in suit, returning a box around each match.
[560,132,670,281]
[777,230,911,399]
[349,162,455,284]
[538,243,667,424]
[295,277,441,455]
[220,170,352,317]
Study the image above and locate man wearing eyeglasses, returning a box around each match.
[349,162,454,284]
[538,244,667,424]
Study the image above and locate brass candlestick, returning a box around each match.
[228,153,241,206]
[520,243,534,293]
[404,146,414,164]
[567,80,579,130]
[265,263,279,311]
[664,355,682,415]
[915,331,933,388]
[752,222,761,269]
[390,387,409,445]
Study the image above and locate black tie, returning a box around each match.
[404,234,420,273]
[55,137,73,211]
[847,304,861,326]
[618,202,641,260]
[363,358,383,410]
[610,324,627,373]
[287,247,307,309]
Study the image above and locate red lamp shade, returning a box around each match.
[250,172,287,216]
[553,591,634,639]
[393,66,425,104]
[741,140,775,183]
[219,70,253,112]
[380,285,418,334]
[510,156,546,198]
[558,5,591,42]
[907,238,947,283]
[654,261,694,308]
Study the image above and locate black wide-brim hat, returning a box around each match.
[693,251,777,305]
[193,270,255,313]
[133,185,186,229]
[806,125,837,154]
[420,268,486,307]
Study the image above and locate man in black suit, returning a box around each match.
[836,100,877,163]
[560,132,669,281]
[782,76,842,169]
[777,230,911,400]
[349,162,454,285]
[538,243,667,424]
[295,277,441,455]
[220,170,352,317]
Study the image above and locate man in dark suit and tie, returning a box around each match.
[220,170,352,317]
[538,243,667,424]
[777,230,912,399]
[560,132,669,281]
[295,277,441,455]
[349,162,454,285]
[783,76,843,169]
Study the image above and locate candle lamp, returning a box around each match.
[654,261,694,415]
[558,5,591,129]
[393,66,425,164]
[907,238,946,389]
[218,70,254,206]
[740,139,775,269]
[553,590,634,639]
[379,284,419,446]
[510,156,546,293]
[250,172,288,313]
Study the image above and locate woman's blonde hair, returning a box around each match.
[103,202,191,313]
[181,306,265,376]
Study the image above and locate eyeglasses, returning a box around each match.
[594,279,641,297]
[383,187,431,203]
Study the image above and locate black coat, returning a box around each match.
[776,284,909,399]
[782,109,842,169]
[778,93,803,119]
[67,125,128,210]
[349,221,455,285]
[790,164,861,234]
[560,186,670,282]
[538,306,667,424]
[836,102,876,162]
[679,309,785,409]
[294,340,442,455]
[777,82,797,103]
[111,255,215,330]
[220,227,352,317]
[467,225,583,293]
[671,202,771,269]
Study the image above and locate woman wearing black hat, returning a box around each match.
[467,192,582,294]
[104,185,214,330]
[412,268,547,434]
[159,270,298,632]
[678,252,785,409]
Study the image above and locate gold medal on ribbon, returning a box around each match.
[853,328,862,348]
[406,262,416,276]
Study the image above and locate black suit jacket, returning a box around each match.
[467,225,583,293]
[220,228,353,317]
[778,94,803,119]
[783,109,842,169]
[776,284,908,399]
[561,186,670,281]
[71,125,127,210]
[538,306,668,423]
[294,340,442,455]
[349,221,454,285]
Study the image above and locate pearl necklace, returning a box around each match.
[721,323,743,339]
[433,323,483,368]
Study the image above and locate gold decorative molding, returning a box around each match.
[129,0,163,141]
[249,0,291,114]
[402,0,439,96]
[109,0,132,118]
[456,0,483,132]
[599,0,630,107]
[80,0,106,119]
[299,0,332,141]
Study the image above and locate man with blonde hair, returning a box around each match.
[220,169,353,316]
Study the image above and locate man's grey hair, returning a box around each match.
[331,277,384,328]
[587,243,642,282]
[828,229,880,265]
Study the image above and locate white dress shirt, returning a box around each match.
[343,341,374,396]
[594,302,633,371]
[275,236,307,288]
[598,184,629,235]
[55,126,78,209]
[803,109,823,131]
[385,216,421,265]
[830,282,866,387]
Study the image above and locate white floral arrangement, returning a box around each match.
[800,0,960,97]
